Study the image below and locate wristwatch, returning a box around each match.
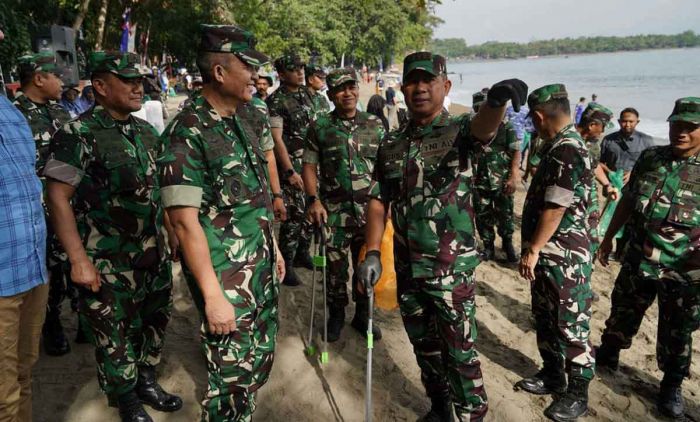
[284,168,295,179]
[272,192,284,200]
[306,195,318,203]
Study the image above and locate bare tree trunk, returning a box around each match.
[72,0,92,31]
[94,0,110,50]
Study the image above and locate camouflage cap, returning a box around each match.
[472,91,486,108]
[326,67,357,91]
[667,97,700,125]
[403,51,446,79]
[89,51,148,79]
[199,24,269,67]
[274,54,305,72]
[18,52,63,76]
[580,102,615,129]
[305,63,326,77]
[527,83,568,111]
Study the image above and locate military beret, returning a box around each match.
[326,67,357,91]
[18,52,63,76]
[89,51,148,79]
[527,83,568,111]
[580,103,615,129]
[274,54,305,72]
[199,24,269,67]
[403,51,446,79]
[668,97,700,125]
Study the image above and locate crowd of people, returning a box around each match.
[0,23,698,422]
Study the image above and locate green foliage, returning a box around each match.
[430,31,700,59]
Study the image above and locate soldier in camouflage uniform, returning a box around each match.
[158,25,284,422]
[267,54,317,285]
[302,67,384,342]
[576,103,619,253]
[359,51,528,422]
[471,91,521,263]
[45,51,181,422]
[515,84,594,422]
[13,52,76,356]
[596,97,700,419]
[305,62,331,115]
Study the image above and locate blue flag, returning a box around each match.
[120,7,131,53]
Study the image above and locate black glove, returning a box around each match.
[358,250,382,291]
[487,79,528,112]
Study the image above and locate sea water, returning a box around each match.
[447,47,700,140]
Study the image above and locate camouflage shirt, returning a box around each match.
[238,97,274,152]
[157,92,275,289]
[474,121,519,191]
[368,110,480,278]
[310,90,330,117]
[522,124,593,265]
[622,146,700,281]
[44,105,163,273]
[303,111,384,227]
[13,90,72,180]
[266,84,316,172]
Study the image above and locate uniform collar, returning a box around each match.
[13,90,57,112]
[188,91,228,129]
[90,104,135,129]
[407,109,450,137]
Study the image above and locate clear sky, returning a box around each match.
[433,0,700,44]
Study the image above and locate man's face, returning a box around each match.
[219,55,255,103]
[586,121,605,140]
[618,112,639,136]
[280,66,304,88]
[93,73,144,114]
[308,73,326,91]
[38,72,64,101]
[669,121,700,157]
[255,78,270,96]
[402,70,450,120]
[329,82,359,113]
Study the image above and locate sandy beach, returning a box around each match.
[31,84,699,422]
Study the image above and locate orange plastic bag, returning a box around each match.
[359,219,398,310]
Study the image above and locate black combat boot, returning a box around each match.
[136,365,183,412]
[658,375,684,419]
[117,390,153,422]
[282,261,302,286]
[480,241,495,261]
[324,306,345,343]
[594,344,620,371]
[543,376,589,421]
[350,301,382,340]
[417,396,454,422]
[42,311,70,356]
[515,367,567,395]
[502,237,518,263]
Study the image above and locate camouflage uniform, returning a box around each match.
[473,121,519,245]
[158,25,277,422]
[521,85,595,381]
[44,52,172,398]
[303,69,384,308]
[13,54,75,328]
[266,56,316,263]
[239,96,274,152]
[369,55,488,420]
[600,98,700,383]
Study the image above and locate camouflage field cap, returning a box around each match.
[326,67,357,91]
[580,103,615,129]
[403,51,446,79]
[472,91,486,108]
[89,51,148,79]
[667,97,700,125]
[18,52,63,76]
[199,24,269,67]
[274,54,305,72]
[527,83,568,111]
[305,63,326,77]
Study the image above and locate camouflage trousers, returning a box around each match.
[45,218,76,318]
[78,262,173,397]
[531,262,595,380]
[326,225,367,308]
[474,188,514,244]
[398,270,488,421]
[601,263,700,381]
[188,262,279,421]
[278,181,311,261]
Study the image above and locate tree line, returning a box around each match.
[0,0,441,79]
[430,31,700,60]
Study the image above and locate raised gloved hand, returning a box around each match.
[358,250,382,291]
[487,79,528,112]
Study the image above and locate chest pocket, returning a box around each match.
[205,128,256,208]
[101,145,144,194]
[283,97,310,136]
[421,126,463,198]
[633,172,663,216]
[356,129,378,159]
[667,166,700,228]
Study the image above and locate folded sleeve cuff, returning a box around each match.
[269,116,283,129]
[161,185,203,208]
[302,150,319,164]
[544,185,575,207]
[43,159,83,187]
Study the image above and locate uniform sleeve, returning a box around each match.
[302,120,320,165]
[43,121,89,187]
[367,137,388,203]
[266,95,284,129]
[259,114,275,152]
[157,120,207,208]
[505,122,520,152]
[543,144,586,207]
